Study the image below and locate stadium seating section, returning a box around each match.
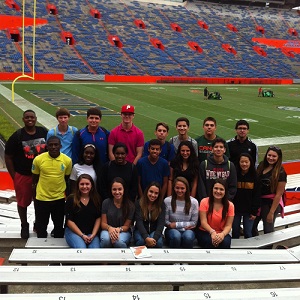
[0,0,299,78]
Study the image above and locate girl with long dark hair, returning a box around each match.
[232,153,260,239]
[196,179,234,248]
[65,174,101,248]
[134,182,165,248]
[100,177,135,248]
[167,141,199,198]
[252,146,286,235]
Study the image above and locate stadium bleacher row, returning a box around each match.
[0,0,299,77]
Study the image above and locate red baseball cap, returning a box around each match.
[121,104,135,114]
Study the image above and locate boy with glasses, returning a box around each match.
[227,120,258,167]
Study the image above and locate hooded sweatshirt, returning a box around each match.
[198,154,237,201]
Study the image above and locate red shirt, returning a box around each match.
[108,123,144,163]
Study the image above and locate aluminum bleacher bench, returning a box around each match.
[2,288,300,300]
[9,247,300,266]
[257,211,300,231]
[231,225,300,249]
[1,263,300,293]
[24,224,300,249]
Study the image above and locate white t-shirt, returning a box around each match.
[70,164,97,184]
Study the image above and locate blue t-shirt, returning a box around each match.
[143,141,175,162]
[137,156,170,192]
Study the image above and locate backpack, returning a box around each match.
[53,126,75,136]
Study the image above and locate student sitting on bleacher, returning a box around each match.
[134,182,165,248]
[100,177,135,248]
[164,177,199,248]
[64,174,101,248]
[196,179,234,249]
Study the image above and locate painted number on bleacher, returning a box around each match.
[132,295,140,300]
[126,267,131,272]
[32,250,37,253]
[203,292,211,299]
[270,291,278,297]
[206,250,210,254]
[13,268,19,272]
[58,297,66,300]
[247,251,252,254]
[121,250,126,253]
[179,267,186,272]
[70,267,76,272]
[164,250,169,253]
[77,250,82,253]
[231,267,237,271]
[279,266,286,270]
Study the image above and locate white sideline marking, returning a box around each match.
[0,85,57,129]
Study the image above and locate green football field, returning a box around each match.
[0,82,300,162]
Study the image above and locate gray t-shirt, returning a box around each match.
[102,198,135,227]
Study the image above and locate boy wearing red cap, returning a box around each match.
[108,104,144,164]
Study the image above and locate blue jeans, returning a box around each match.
[196,229,231,249]
[133,229,163,248]
[99,230,132,248]
[165,228,195,248]
[232,213,254,239]
[64,227,100,248]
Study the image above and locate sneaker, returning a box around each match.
[21,222,29,239]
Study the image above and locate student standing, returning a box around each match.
[164,177,199,248]
[32,136,72,238]
[167,141,199,198]
[169,117,198,156]
[69,144,101,193]
[198,138,237,201]
[137,139,170,198]
[195,117,230,163]
[143,122,175,163]
[72,107,109,165]
[5,110,47,239]
[134,182,165,248]
[47,108,77,158]
[99,142,138,202]
[252,146,287,235]
[65,174,101,248]
[232,153,260,239]
[227,120,258,167]
[108,104,144,164]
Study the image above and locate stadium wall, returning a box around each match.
[0,73,63,81]
[0,73,294,84]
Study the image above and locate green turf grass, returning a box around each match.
[1,83,300,162]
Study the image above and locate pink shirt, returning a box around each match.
[199,197,234,233]
[108,123,144,163]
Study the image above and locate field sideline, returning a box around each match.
[0,82,300,162]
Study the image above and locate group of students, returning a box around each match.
[4,105,287,249]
